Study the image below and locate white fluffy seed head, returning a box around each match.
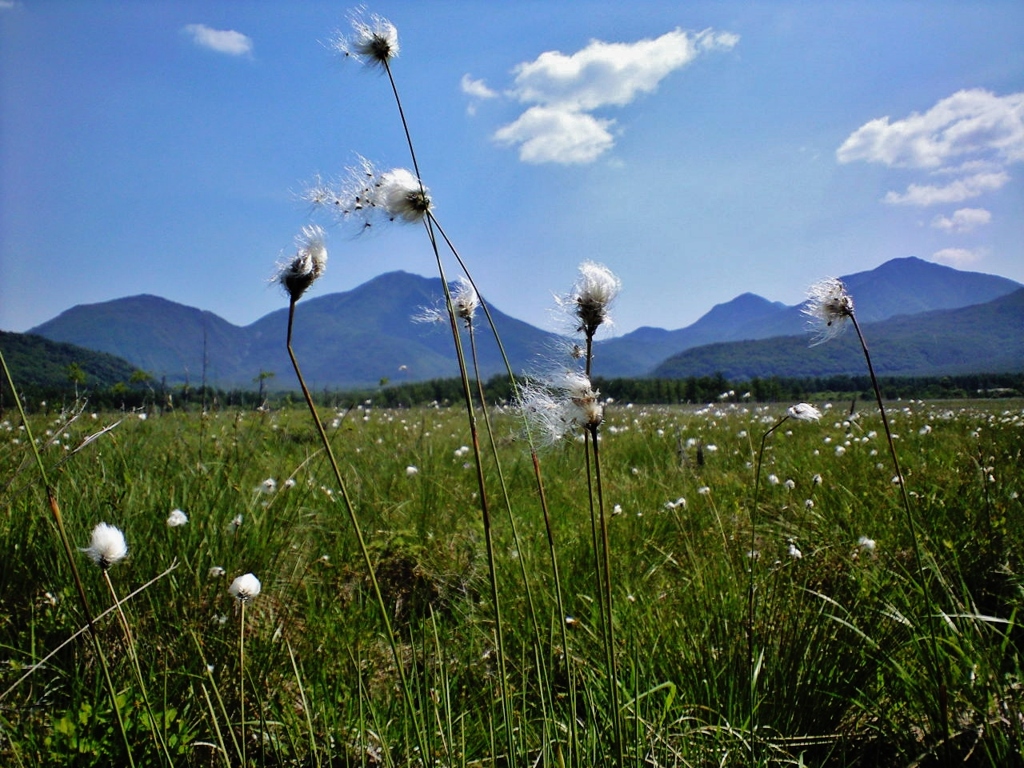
[82,522,128,570]
[377,168,431,223]
[276,225,327,301]
[229,573,261,602]
[803,277,855,346]
[563,261,621,338]
[336,11,399,67]
[787,403,822,422]
[452,277,479,324]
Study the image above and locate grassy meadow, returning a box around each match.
[1,395,1021,766]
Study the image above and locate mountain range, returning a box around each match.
[19,257,1024,388]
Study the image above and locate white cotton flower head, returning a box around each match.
[405,465,419,477]
[517,368,603,445]
[413,276,479,328]
[166,508,188,527]
[275,225,327,302]
[257,478,277,494]
[335,10,399,68]
[788,543,803,559]
[208,566,226,578]
[451,277,479,325]
[803,277,855,346]
[82,522,128,570]
[308,158,430,227]
[560,261,621,338]
[857,536,876,553]
[787,403,822,422]
[229,573,261,603]
[378,168,431,223]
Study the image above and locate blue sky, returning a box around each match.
[2,1,1022,338]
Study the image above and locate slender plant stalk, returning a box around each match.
[848,315,948,745]
[430,211,579,759]
[239,601,247,768]
[286,641,320,768]
[588,421,623,766]
[285,300,430,760]
[0,351,137,768]
[378,55,516,762]
[581,334,623,765]
[103,570,174,766]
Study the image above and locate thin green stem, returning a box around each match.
[286,300,429,760]
[0,351,137,768]
[849,314,948,747]
[379,55,515,759]
[239,601,247,768]
[103,570,174,767]
[589,421,623,766]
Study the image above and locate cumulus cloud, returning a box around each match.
[490,28,737,164]
[461,75,497,100]
[931,247,983,268]
[931,207,992,233]
[838,89,1023,207]
[837,89,1024,168]
[184,24,253,56]
[883,171,1010,206]
[494,107,615,164]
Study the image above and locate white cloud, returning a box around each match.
[508,29,736,111]
[883,171,1010,206]
[461,75,497,100]
[837,89,1024,169]
[0,0,18,9]
[494,106,615,164]
[184,24,253,57]
[838,89,1023,209]
[930,207,992,233]
[492,28,737,164]
[931,247,983,268]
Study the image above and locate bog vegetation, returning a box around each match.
[2,9,1022,767]
[1,393,1022,766]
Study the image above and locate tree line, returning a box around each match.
[8,370,1020,417]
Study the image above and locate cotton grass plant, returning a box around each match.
[803,276,949,752]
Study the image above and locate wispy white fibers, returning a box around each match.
[558,261,621,338]
[274,225,327,302]
[81,523,128,570]
[518,368,603,445]
[333,10,399,68]
[802,278,854,346]
[305,157,431,228]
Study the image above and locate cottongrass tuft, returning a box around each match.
[81,522,128,570]
[413,276,479,327]
[306,158,431,226]
[334,10,399,68]
[787,402,822,422]
[558,260,621,338]
[803,277,854,346]
[275,225,327,302]
[517,369,603,445]
[229,573,262,603]
[166,508,188,527]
